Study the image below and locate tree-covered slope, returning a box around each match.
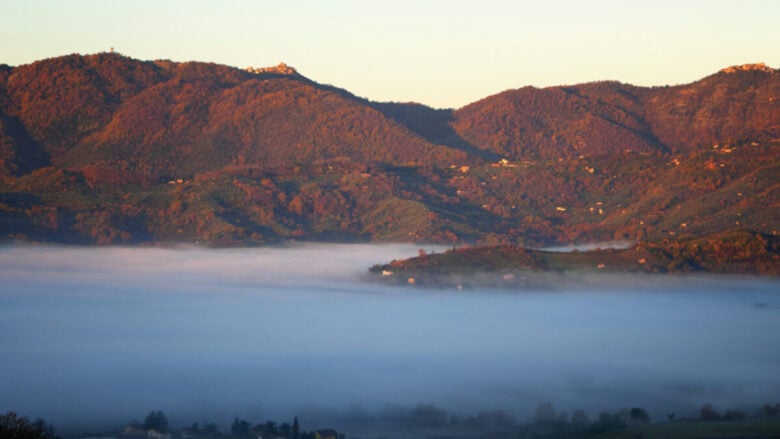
[0,54,777,247]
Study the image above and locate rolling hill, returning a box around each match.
[0,53,777,247]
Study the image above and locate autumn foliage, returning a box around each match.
[0,54,778,252]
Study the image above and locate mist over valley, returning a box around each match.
[1,245,778,437]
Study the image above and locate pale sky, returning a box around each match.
[2,0,779,108]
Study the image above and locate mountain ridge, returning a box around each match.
[0,53,777,247]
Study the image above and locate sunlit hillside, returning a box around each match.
[1,54,778,246]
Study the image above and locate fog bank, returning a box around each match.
[1,245,778,433]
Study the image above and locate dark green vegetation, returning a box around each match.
[0,54,778,247]
[370,231,780,285]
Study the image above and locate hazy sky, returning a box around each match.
[2,0,779,107]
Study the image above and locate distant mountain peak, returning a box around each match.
[720,62,775,74]
[244,62,298,75]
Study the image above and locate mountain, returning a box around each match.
[0,53,778,247]
[452,64,779,159]
[0,53,470,181]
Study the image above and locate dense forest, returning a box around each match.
[0,54,778,248]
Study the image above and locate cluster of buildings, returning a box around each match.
[245,62,298,75]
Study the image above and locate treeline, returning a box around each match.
[516,402,780,437]
[0,412,58,439]
[4,402,780,439]
[324,401,780,436]
[110,411,342,439]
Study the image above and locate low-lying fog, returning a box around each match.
[1,244,778,434]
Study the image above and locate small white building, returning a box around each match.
[147,430,171,439]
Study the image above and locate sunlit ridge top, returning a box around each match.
[720,63,775,74]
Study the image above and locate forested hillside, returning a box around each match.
[0,54,777,246]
